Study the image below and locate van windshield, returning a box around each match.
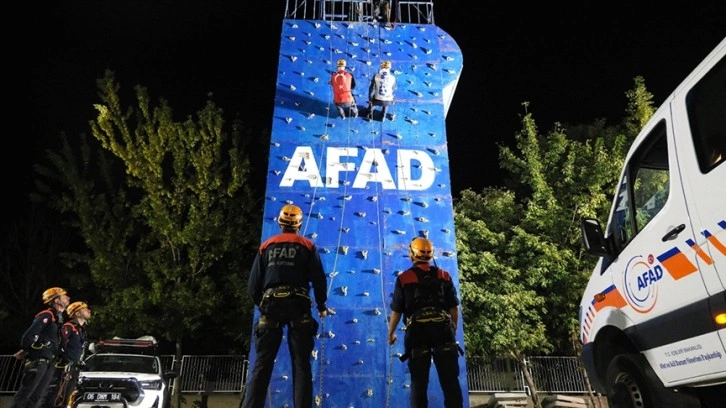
[611,121,670,248]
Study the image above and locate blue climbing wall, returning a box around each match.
[248,18,467,407]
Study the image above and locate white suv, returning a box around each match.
[69,336,177,408]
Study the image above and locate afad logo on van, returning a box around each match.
[622,254,664,313]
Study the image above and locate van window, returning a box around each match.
[687,58,725,173]
[610,122,669,250]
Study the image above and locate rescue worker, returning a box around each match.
[388,238,463,408]
[372,0,391,23]
[367,60,397,121]
[330,59,359,119]
[243,204,328,408]
[51,301,90,408]
[11,287,71,408]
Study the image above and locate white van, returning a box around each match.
[579,37,726,407]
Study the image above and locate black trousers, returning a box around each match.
[11,359,56,408]
[38,365,63,408]
[242,317,317,408]
[404,320,463,408]
[407,343,463,408]
[51,367,80,408]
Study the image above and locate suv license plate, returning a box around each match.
[84,392,122,401]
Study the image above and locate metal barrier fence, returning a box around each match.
[0,357,22,396]
[528,356,591,393]
[0,354,591,395]
[282,0,435,24]
[177,355,248,393]
[465,357,526,392]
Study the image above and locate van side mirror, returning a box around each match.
[580,218,610,257]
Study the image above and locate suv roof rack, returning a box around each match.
[91,336,159,355]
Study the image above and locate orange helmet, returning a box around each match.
[66,301,88,317]
[409,238,433,262]
[380,60,392,70]
[278,204,303,230]
[42,287,67,304]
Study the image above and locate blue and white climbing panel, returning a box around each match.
[248,14,467,407]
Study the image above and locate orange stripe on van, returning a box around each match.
[657,248,698,280]
[686,239,713,265]
[705,233,726,256]
[593,287,626,311]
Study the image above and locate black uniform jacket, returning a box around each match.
[390,262,459,322]
[20,307,62,360]
[248,232,327,312]
[60,320,86,363]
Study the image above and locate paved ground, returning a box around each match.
[0,393,608,407]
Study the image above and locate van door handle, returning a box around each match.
[662,224,686,242]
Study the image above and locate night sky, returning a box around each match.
[10,1,725,217]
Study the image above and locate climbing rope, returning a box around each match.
[308,14,431,407]
[360,19,419,408]
[313,16,366,406]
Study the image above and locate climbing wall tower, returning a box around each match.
[247,1,467,406]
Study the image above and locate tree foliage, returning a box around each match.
[455,78,655,405]
[33,70,261,354]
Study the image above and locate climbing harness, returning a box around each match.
[260,285,312,323]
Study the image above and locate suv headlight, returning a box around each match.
[139,379,162,390]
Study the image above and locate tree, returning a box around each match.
[455,78,655,406]
[33,70,261,360]
[455,187,551,401]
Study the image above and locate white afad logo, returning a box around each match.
[279,146,437,190]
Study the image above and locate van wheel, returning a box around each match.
[605,353,700,408]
